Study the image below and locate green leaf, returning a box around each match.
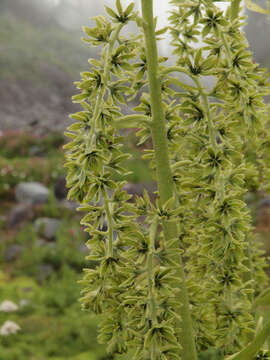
[227,319,270,360]
[105,6,118,19]
[252,287,270,309]
[116,0,123,14]
[125,2,135,16]
[156,26,168,36]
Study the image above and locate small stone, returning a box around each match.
[37,264,53,282]
[79,243,88,254]
[0,300,18,312]
[54,176,68,200]
[7,203,33,228]
[60,199,78,211]
[0,320,21,336]
[123,182,157,201]
[29,146,42,156]
[258,196,270,208]
[4,244,23,262]
[34,217,61,240]
[19,299,30,308]
[35,238,47,247]
[15,182,49,205]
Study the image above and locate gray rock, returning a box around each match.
[4,244,23,262]
[35,238,57,249]
[123,183,144,197]
[29,146,42,156]
[34,217,61,240]
[37,264,53,282]
[35,238,47,247]
[258,196,270,208]
[15,182,49,205]
[123,182,157,201]
[54,176,68,200]
[59,199,78,211]
[7,203,33,228]
[78,243,88,254]
[19,299,30,308]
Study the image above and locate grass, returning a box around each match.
[0,225,105,360]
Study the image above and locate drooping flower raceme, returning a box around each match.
[165,0,269,354]
[64,0,269,359]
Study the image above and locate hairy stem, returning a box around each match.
[141,1,197,359]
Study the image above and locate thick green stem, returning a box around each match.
[227,319,270,360]
[141,1,197,359]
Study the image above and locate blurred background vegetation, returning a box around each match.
[0,0,270,359]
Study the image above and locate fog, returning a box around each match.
[1,0,270,133]
[2,0,269,58]
[40,0,229,53]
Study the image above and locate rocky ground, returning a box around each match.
[0,75,77,135]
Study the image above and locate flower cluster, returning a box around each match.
[64,0,270,359]
[65,2,186,358]
[167,0,269,354]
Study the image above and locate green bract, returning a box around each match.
[64,1,270,359]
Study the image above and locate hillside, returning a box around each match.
[0,9,94,134]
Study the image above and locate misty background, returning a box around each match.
[1,2,270,359]
[0,0,270,134]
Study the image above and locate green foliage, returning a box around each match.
[0,131,66,197]
[0,219,88,278]
[0,131,65,158]
[0,130,151,199]
[0,219,108,360]
[0,269,105,360]
[64,0,270,359]
[0,155,63,196]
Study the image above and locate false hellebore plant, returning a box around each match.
[64,0,270,359]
